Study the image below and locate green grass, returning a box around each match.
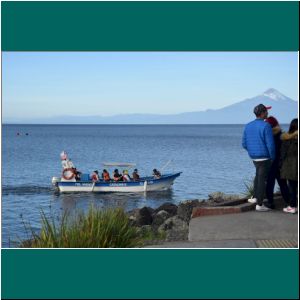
[23,206,149,248]
[243,178,255,198]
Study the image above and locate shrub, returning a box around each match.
[25,206,145,248]
[243,178,255,198]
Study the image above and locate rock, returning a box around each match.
[152,210,170,227]
[208,192,225,201]
[128,207,153,226]
[158,216,189,241]
[138,225,152,234]
[177,199,202,223]
[208,192,242,206]
[154,202,178,216]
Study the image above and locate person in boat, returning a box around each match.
[73,168,82,181]
[122,170,131,181]
[91,170,99,182]
[102,169,111,182]
[113,169,122,181]
[132,168,140,181]
[153,168,161,179]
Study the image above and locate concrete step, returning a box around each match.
[192,202,256,218]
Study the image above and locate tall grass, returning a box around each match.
[24,206,146,248]
[243,178,255,198]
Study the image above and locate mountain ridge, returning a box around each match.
[4,88,298,124]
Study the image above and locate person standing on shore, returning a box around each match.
[242,104,275,212]
[280,118,298,214]
[264,116,290,209]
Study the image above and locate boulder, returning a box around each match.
[152,210,170,227]
[128,207,153,226]
[154,202,178,216]
[158,216,189,241]
[177,199,203,223]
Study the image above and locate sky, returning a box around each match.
[2,52,298,120]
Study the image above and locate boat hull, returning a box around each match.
[56,172,181,193]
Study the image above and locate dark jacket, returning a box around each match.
[280,136,298,181]
[272,126,282,164]
[242,119,275,160]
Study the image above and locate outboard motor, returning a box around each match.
[52,176,61,187]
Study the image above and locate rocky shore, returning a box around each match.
[127,192,246,244]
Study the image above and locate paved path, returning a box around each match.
[145,209,298,248]
[189,210,298,241]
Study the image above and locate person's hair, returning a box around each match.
[288,118,298,134]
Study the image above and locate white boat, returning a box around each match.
[53,172,181,193]
[52,161,182,193]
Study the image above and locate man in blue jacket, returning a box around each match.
[242,104,275,212]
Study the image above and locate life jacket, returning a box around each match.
[91,173,99,181]
[103,172,110,181]
[123,174,130,181]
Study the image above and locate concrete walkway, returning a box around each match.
[189,210,298,241]
[145,209,298,248]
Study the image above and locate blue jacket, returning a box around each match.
[242,119,275,160]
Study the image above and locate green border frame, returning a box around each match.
[2,249,299,299]
[1,1,299,51]
[1,1,299,299]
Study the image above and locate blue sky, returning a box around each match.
[2,52,298,119]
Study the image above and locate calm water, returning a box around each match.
[1,124,287,247]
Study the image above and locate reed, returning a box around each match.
[243,178,255,198]
[26,206,145,248]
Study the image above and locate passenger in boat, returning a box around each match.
[91,170,99,182]
[102,169,111,182]
[132,169,140,181]
[153,168,161,179]
[73,168,82,181]
[122,170,131,181]
[113,169,122,181]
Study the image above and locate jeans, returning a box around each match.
[266,160,290,205]
[253,160,272,206]
[288,180,298,208]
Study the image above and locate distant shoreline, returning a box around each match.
[3,123,290,126]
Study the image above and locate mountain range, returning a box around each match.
[4,88,298,124]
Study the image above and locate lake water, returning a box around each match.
[1,124,287,247]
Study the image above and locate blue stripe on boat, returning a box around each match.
[58,172,181,187]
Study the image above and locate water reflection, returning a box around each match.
[55,189,176,213]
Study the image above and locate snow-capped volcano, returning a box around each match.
[262,88,290,101]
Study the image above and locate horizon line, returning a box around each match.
[3,123,291,126]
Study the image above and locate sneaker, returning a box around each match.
[264,203,275,209]
[248,197,257,204]
[283,206,298,214]
[256,204,271,212]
